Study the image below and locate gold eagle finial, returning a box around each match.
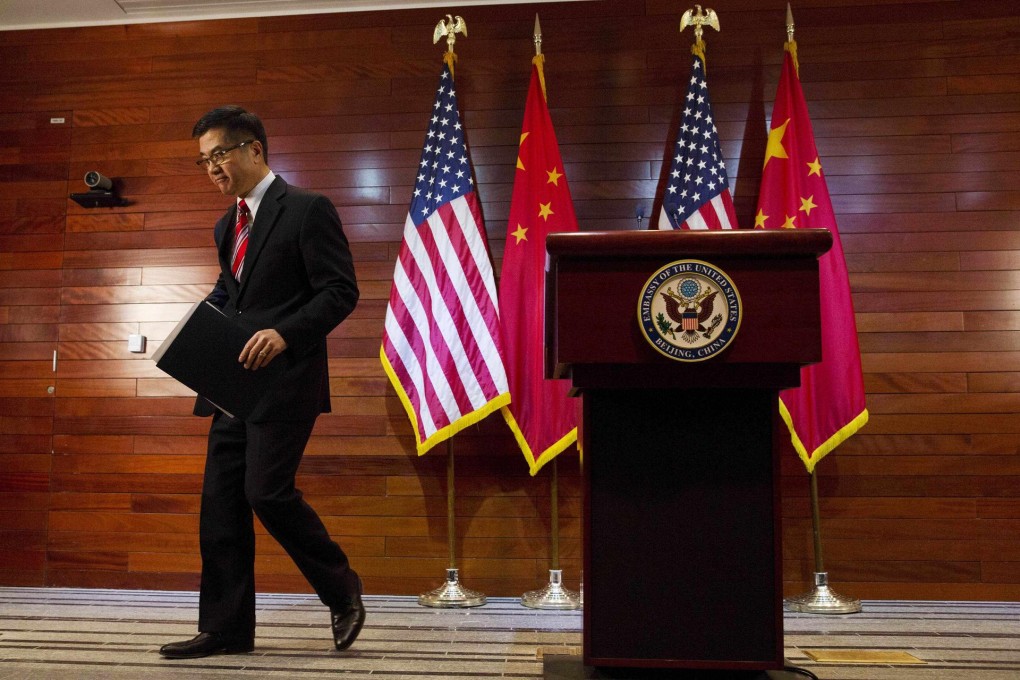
[433,14,467,53]
[680,5,720,43]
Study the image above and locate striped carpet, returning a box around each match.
[0,587,1018,678]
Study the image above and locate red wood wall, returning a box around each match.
[1,0,1019,600]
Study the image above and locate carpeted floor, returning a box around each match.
[0,588,1018,678]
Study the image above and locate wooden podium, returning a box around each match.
[545,230,832,674]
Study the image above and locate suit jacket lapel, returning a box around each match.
[236,176,286,297]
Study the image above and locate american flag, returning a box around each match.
[657,53,738,230]
[380,61,510,455]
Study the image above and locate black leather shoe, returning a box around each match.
[159,632,254,659]
[331,594,366,651]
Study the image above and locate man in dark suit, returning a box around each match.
[160,106,364,659]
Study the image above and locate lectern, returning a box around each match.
[546,230,832,674]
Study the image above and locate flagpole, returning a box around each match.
[418,439,486,607]
[551,457,559,570]
[511,13,579,612]
[447,440,457,570]
[784,467,861,614]
[810,467,824,574]
[410,12,487,609]
[578,450,583,607]
[774,3,860,616]
[522,456,580,609]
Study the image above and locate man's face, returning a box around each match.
[197,128,263,197]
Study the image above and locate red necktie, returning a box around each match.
[230,199,250,280]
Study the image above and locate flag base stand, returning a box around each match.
[522,569,581,610]
[784,572,861,614]
[418,568,486,608]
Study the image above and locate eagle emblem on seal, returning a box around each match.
[638,259,741,362]
[659,277,723,343]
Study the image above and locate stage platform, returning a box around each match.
[0,587,1017,679]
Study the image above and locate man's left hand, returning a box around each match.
[240,329,287,370]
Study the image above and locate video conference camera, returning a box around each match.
[84,171,113,191]
[70,170,124,208]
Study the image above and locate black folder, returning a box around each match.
[152,301,285,419]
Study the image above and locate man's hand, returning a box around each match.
[240,329,287,370]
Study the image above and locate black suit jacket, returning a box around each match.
[195,176,359,422]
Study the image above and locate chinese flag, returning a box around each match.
[755,42,868,473]
[499,57,578,475]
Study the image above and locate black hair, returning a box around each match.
[192,105,269,162]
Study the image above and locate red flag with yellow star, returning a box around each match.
[756,42,868,473]
[499,57,578,475]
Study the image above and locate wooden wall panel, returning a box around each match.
[1,0,1018,600]
[0,89,60,586]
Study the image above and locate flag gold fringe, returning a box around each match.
[501,406,577,476]
[444,50,457,78]
[380,347,510,456]
[532,54,547,101]
[779,397,869,474]
[785,38,799,76]
[691,38,707,70]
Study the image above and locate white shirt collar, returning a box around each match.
[239,170,276,222]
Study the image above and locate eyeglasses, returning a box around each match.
[195,140,255,169]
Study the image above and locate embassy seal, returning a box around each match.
[637,259,742,362]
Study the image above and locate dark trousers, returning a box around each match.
[198,413,357,636]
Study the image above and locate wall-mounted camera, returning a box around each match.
[70,170,125,208]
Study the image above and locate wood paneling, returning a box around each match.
[1,0,1018,600]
